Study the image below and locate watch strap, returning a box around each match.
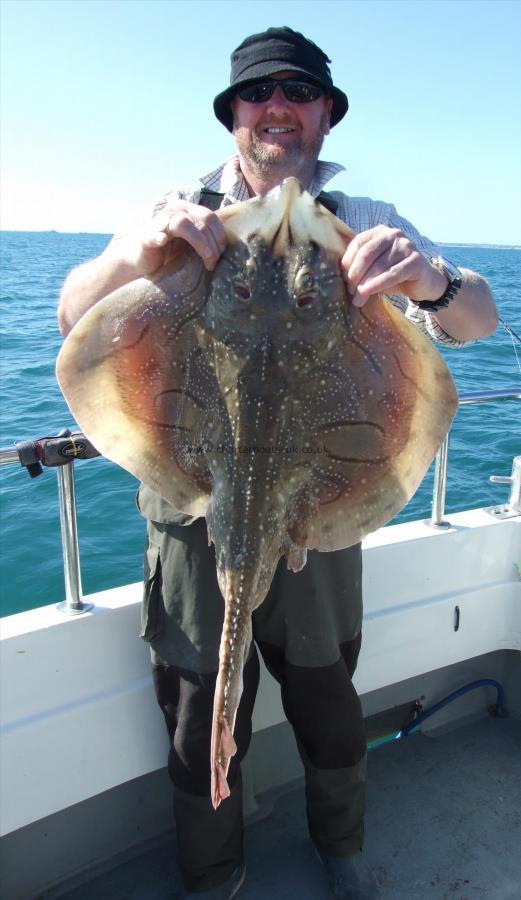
[414,256,462,311]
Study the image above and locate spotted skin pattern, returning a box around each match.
[56,179,458,809]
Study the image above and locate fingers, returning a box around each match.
[341,226,421,307]
[353,254,421,299]
[143,227,170,249]
[160,201,227,270]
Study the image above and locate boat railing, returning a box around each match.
[1,389,520,615]
[430,389,521,526]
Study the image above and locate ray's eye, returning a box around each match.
[296,269,314,291]
[294,267,317,309]
[233,281,251,302]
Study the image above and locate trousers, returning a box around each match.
[144,518,367,893]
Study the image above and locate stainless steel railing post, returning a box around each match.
[430,434,450,527]
[55,449,93,615]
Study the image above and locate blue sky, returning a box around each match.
[1,0,520,243]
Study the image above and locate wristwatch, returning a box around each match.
[415,255,462,311]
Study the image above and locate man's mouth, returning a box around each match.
[264,127,295,134]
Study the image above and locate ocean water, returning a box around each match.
[0,232,519,618]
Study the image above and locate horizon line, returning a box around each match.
[1,229,519,251]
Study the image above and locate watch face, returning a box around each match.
[435,255,461,282]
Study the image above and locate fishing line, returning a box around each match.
[499,316,521,345]
[499,315,521,376]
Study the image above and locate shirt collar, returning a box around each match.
[200,156,345,205]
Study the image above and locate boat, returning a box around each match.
[1,388,520,899]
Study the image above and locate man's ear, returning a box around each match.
[324,97,333,134]
[230,96,238,133]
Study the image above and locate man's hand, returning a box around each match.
[341,225,448,307]
[57,200,227,336]
[111,200,228,276]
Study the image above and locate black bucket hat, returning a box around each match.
[213,26,349,132]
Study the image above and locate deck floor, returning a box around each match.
[55,716,521,900]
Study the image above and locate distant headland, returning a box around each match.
[439,242,520,251]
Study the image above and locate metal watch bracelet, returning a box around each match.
[414,255,462,311]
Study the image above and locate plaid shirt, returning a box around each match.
[154,156,470,348]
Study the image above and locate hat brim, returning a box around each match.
[213,64,348,132]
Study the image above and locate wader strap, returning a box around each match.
[198,188,226,211]
[315,190,338,215]
[198,187,339,215]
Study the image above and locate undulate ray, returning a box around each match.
[56,178,458,808]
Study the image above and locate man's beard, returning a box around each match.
[233,112,329,184]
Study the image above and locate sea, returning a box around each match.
[1,232,520,618]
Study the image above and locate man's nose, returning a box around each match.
[266,85,291,111]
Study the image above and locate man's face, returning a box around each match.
[231,71,333,184]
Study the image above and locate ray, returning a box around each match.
[56,178,458,808]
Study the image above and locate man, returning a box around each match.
[58,26,498,900]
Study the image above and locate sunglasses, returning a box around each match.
[237,79,324,104]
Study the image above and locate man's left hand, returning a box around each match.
[341,225,448,307]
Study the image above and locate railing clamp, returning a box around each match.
[15,433,100,479]
[488,456,521,519]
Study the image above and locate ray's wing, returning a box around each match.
[56,241,216,517]
[294,293,458,551]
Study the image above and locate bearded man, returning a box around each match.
[58,26,497,900]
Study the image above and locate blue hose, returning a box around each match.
[367,678,505,751]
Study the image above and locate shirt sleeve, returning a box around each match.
[332,194,474,349]
[151,185,202,217]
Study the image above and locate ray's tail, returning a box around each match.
[210,597,253,810]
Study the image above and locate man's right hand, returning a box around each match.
[58,200,227,336]
[110,200,227,277]
[152,200,227,273]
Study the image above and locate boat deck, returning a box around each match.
[52,714,521,900]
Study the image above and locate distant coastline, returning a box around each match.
[0,228,114,238]
[0,228,114,235]
[438,242,520,251]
